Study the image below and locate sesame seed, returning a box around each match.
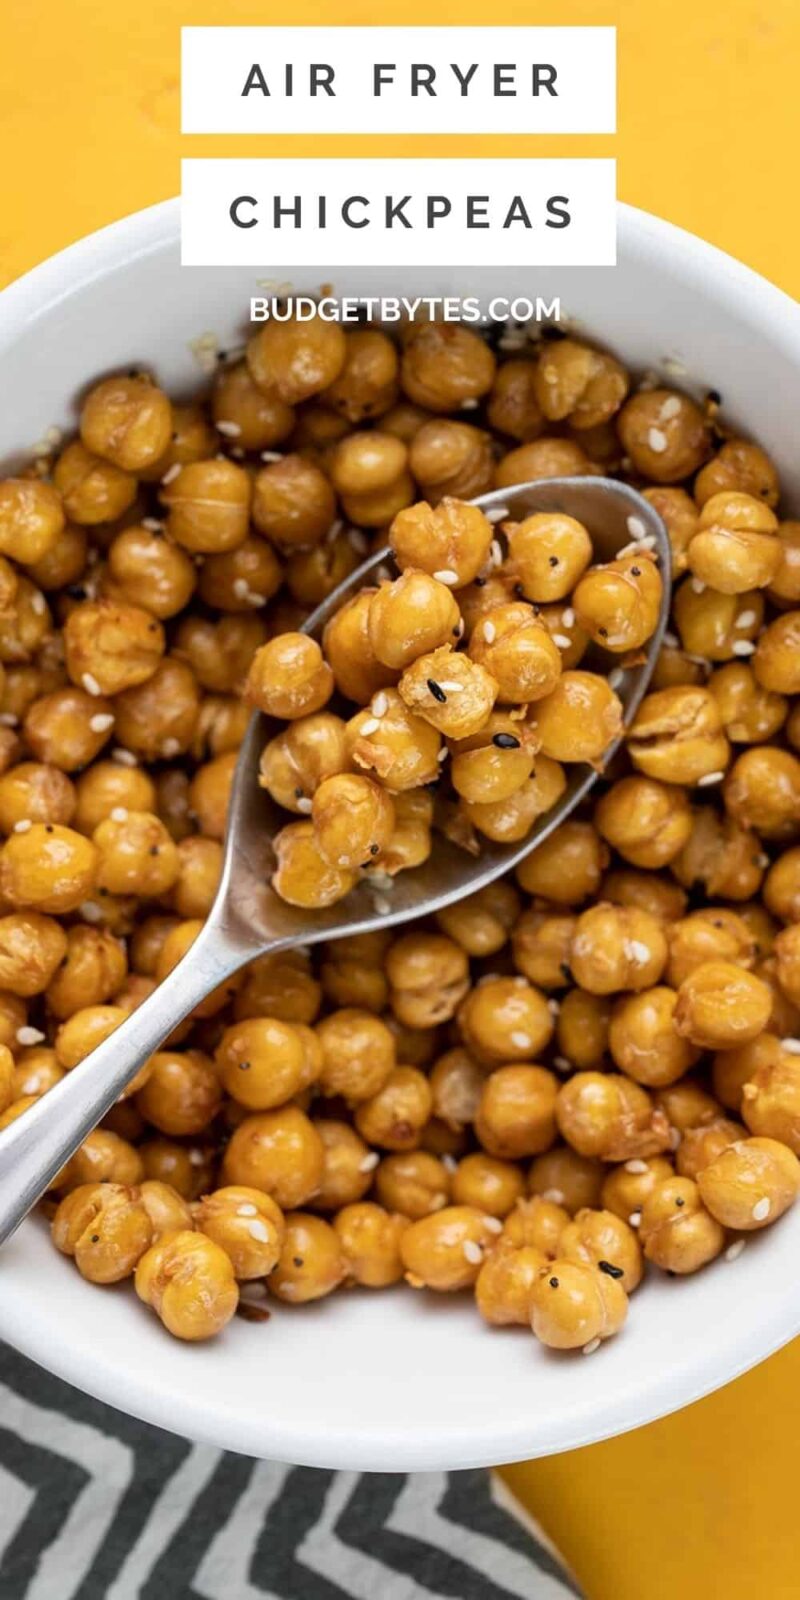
[725,1239,746,1262]
[248,1219,271,1243]
[663,356,688,378]
[697,770,725,786]
[483,1215,503,1234]
[295,797,312,814]
[161,462,182,485]
[110,807,129,822]
[647,427,668,453]
[510,1031,532,1050]
[663,630,679,648]
[628,1211,642,1227]
[438,681,464,694]
[735,610,757,629]
[142,517,164,532]
[30,592,46,615]
[732,640,756,657]
[371,691,389,718]
[161,738,181,758]
[111,749,137,767]
[486,506,509,523]
[0,713,18,727]
[215,420,241,437]
[553,1056,572,1073]
[582,1338,601,1356]
[626,939,651,963]
[608,668,625,689]
[437,747,449,763]
[189,1149,205,1167]
[427,679,447,704]
[781,1039,800,1055]
[13,819,32,833]
[260,450,285,463]
[490,540,503,567]
[659,395,682,421]
[460,398,479,411]
[433,569,459,586]
[232,578,250,599]
[442,1154,458,1174]
[553,634,572,649]
[79,901,103,923]
[349,527,368,553]
[626,515,647,540]
[625,1159,648,1174]
[16,1026,45,1046]
[89,713,114,733]
[498,334,527,351]
[668,1126,681,1151]
[492,732,520,749]
[462,1239,483,1264]
[359,1152,380,1173]
[547,998,561,1016]
[236,1203,258,1216]
[561,607,575,628]
[81,673,102,697]
[542,1188,565,1204]
[752,1197,770,1222]
[482,621,496,644]
[691,577,706,594]
[359,717,380,736]
[372,895,391,915]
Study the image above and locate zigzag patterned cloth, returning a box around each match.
[0,1343,580,1600]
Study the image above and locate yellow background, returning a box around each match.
[2,1,800,1595]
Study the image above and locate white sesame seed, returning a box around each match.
[371,691,389,718]
[663,356,688,378]
[0,713,18,727]
[553,634,572,650]
[663,630,679,648]
[81,673,102,697]
[462,1239,483,1264]
[236,1203,258,1217]
[628,1211,642,1227]
[725,1239,746,1262]
[79,901,103,923]
[295,797,312,814]
[626,515,647,540]
[460,398,479,411]
[161,462,182,486]
[438,681,464,694]
[625,1159,648,1174]
[582,1337,601,1356]
[547,998,561,1016]
[647,427,668,453]
[111,748,137,767]
[89,713,114,734]
[561,607,575,628]
[752,1197,770,1222]
[215,420,241,437]
[248,1219,271,1243]
[30,592,46,615]
[110,807,128,823]
[161,738,181,758]
[498,334,527,351]
[348,528,368,553]
[659,395,682,421]
[691,577,706,594]
[359,1152,380,1173]
[486,506,509,523]
[732,640,756,657]
[608,668,625,689]
[437,747,449,763]
[781,1038,800,1055]
[232,578,250,600]
[482,621,496,644]
[13,819,32,834]
[697,770,725,786]
[189,1149,206,1167]
[542,1188,565,1204]
[510,1031,532,1050]
[553,1056,572,1073]
[626,939,651,964]
[483,1215,503,1234]
[325,518,344,545]
[260,450,285,463]
[16,1026,45,1046]
[373,895,392,916]
[735,610,757,629]
[756,853,770,869]
[490,540,503,567]
[433,569,459,586]
[142,517,164,532]
[359,717,380,736]
[441,1154,458,1174]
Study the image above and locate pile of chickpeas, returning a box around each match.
[0,310,799,1356]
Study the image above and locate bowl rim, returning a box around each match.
[2,196,800,1470]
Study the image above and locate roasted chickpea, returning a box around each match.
[135,1230,238,1339]
[574,552,663,654]
[320,931,389,1013]
[409,419,494,502]
[331,429,408,502]
[595,776,692,869]
[698,1136,800,1231]
[516,820,608,907]
[0,761,76,834]
[354,1066,432,1151]
[451,1152,526,1217]
[54,1003,127,1073]
[458,974,553,1064]
[617,389,711,482]
[212,360,295,450]
[367,570,461,672]
[309,1119,374,1211]
[556,990,611,1071]
[80,375,172,472]
[486,359,544,442]
[315,1007,396,1102]
[495,436,596,490]
[312,773,395,871]
[527,672,623,767]
[247,314,346,405]
[501,1192,567,1253]
[375,1150,450,1219]
[323,589,397,704]
[764,848,800,924]
[91,809,179,898]
[271,817,357,908]
[53,1182,153,1283]
[64,598,165,698]
[159,458,251,555]
[53,442,137,526]
[168,836,221,920]
[0,823,97,914]
[609,987,699,1087]
[322,328,399,423]
[425,1048,482,1132]
[259,712,348,814]
[285,530,361,608]
[708,662,787,744]
[138,1138,212,1199]
[600,1154,674,1222]
[672,806,764,901]
[55,1127,144,1192]
[673,579,763,662]
[675,1118,747,1181]
[511,908,575,991]
[642,487,698,574]
[447,711,536,806]
[694,438,780,508]
[569,903,667,994]
[602,871,688,924]
[401,322,495,412]
[215,1017,320,1111]
[234,948,320,1028]
[687,492,781,594]
[334,1202,407,1287]
[740,1042,800,1151]
[475,1241,546,1326]
[245,633,333,722]
[462,759,567,843]
[774,924,800,1007]
[753,611,800,695]
[532,339,627,429]
[175,612,268,695]
[639,1176,725,1273]
[0,911,67,996]
[252,455,337,549]
[435,884,518,961]
[23,685,114,771]
[666,907,755,990]
[626,686,730,786]
[398,645,496,740]
[467,603,561,704]
[221,1106,324,1209]
[139,1179,194,1238]
[195,1185,285,1279]
[530,1257,628,1349]
[390,497,493,588]
[105,525,196,621]
[724,746,800,839]
[769,520,800,606]
[400,1204,498,1290]
[135,1049,221,1136]
[559,1206,642,1292]
[0,478,65,563]
[556,1072,671,1161]
[674,960,772,1049]
[268,1212,347,1303]
[475,1065,558,1159]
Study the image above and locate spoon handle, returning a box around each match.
[0,920,255,1247]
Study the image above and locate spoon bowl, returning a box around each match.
[0,475,669,1245]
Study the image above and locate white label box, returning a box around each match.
[181,27,616,135]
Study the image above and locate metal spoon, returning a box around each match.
[0,476,669,1244]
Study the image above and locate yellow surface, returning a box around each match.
[2,2,800,1596]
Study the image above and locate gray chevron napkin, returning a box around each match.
[0,1342,580,1600]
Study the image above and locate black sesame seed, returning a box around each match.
[427,679,447,704]
[238,1060,251,1071]
[549,1275,560,1288]
[370,842,380,855]
[675,1196,685,1207]
[631,565,641,577]
[549,555,559,568]
[474,576,486,587]
[598,626,608,637]
[149,845,159,856]
[44,824,53,833]
[90,1234,100,1243]
[707,388,722,406]
[598,1260,624,1279]
[294,787,304,800]
[493,732,521,749]
[293,1256,304,1268]
[67,585,87,600]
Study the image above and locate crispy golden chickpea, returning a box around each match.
[0,478,65,563]
[458,975,553,1064]
[516,820,608,907]
[169,836,222,920]
[427,1047,483,1130]
[673,579,764,663]
[675,1118,746,1181]
[475,1241,546,1326]
[309,1119,374,1211]
[712,1034,777,1112]
[259,712,349,814]
[557,1072,671,1162]
[723,746,800,839]
[672,806,764,901]
[486,359,544,442]
[435,881,519,959]
[375,1149,449,1219]
[0,761,76,834]
[740,1043,800,1151]
[609,987,699,1087]
[600,1154,674,1222]
[0,1093,39,1129]
[533,338,627,428]
[0,575,51,664]
[559,1206,642,1293]
[764,848,800,924]
[460,759,565,844]
[138,1138,211,1199]
[687,491,781,594]
[272,819,357,908]
[752,610,800,695]
[80,375,172,472]
[451,1152,525,1217]
[234,948,320,1028]
[527,671,623,767]
[247,314,346,405]
[368,570,461,671]
[468,602,561,704]
[72,764,156,839]
[409,418,494,502]
[215,1017,320,1111]
[0,912,67,996]
[626,685,730,786]
[347,689,442,793]
[213,360,295,450]
[106,525,196,620]
[399,645,497,739]
[530,1257,628,1349]
[53,1182,153,1284]
[54,1124,144,1192]
[139,401,217,482]
[475,1065,557,1160]
[136,1049,222,1136]
[64,598,165,698]
[695,438,780,508]
[698,1136,800,1231]
[495,436,596,490]
[512,908,575,991]
[401,322,495,412]
[674,960,772,1049]
[320,931,389,1014]
[268,1212,347,1303]
[642,487,698,574]
[191,695,249,762]
[322,328,399,423]
[354,1066,433,1151]
[331,430,407,499]
[285,528,361,608]
[311,773,395,871]
[92,810,179,897]
[400,1204,498,1290]
[448,712,537,806]
[139,1180,194,1238]
[245,634,333,721]
[53,442,137,526]
[556,990,611,1071]
[502,1192,569,1254]
[334,1202,407,1288]
[175,612,268,695]
[252,455,337,549]
[666,907,755,989]
[707,662,787,745]
[323,589,397,704]
[617,389,711,482]
[595,776,692,870]
[574,551,663,653]
[314,1009,396,1106]
[221,1106,324,1209]
[769,520,800,606]
[639,1176,725,1273]
[195,1186,285,1279]
[160,458,251,555]
[54,1003,127,1071]
[0,823,97,914]
[569,903,667,995]
[390,497,493,588]
[774,924,800,1007]
[111,658,201,764]
[602,871,687,924]
[135,1230,238,1340]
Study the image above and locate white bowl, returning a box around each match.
[1,201,800,1470]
